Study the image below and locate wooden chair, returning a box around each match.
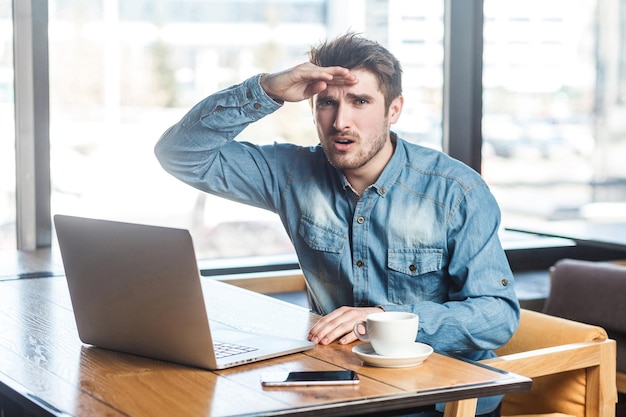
[544,259,626,397]
[482,309,617,417]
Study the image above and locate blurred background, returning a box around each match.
[1,0,625,260]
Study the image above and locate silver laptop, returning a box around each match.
[54,214,314,370]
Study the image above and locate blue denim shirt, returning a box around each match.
[155,75,519,414]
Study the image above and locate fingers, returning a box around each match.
[308,306,382,346]
[305,65,357,85]
[303,80,332,98]
[304,66,358,91]
[261,63,358,103]
[339,330,359,345]
[308,307,354,345]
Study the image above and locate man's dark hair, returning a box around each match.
[309,32,403,109]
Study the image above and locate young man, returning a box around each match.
[155,33,519,416]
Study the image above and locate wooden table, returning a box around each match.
[0,248,64,279]
[0,273,530,417]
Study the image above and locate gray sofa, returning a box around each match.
[543,258,626,395]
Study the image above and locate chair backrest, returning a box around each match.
[544,259,626,335]
[485,309,616,417]
[544,259,626,385]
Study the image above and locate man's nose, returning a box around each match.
[333,103,351,131]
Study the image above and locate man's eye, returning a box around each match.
[355,99,368,105]
[318,100,334,107]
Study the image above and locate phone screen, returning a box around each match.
[260,370,360,386]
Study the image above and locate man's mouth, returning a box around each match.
[333,134,356,145]
[335,138,354,144]
[331,136,355,152]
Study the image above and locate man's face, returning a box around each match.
[313,69,403,176]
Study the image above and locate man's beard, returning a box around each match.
[322,123,389,171]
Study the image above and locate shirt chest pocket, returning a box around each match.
[387,248,446,303]
[299,216,346,252]
[298,216,347,282]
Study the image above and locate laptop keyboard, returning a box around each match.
[213,341,258,359]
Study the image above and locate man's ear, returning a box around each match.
[388,95,404,124]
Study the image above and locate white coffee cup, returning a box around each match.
[353,311,419,356]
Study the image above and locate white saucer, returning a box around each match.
[352,343,433,368]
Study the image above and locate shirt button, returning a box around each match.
[253,103,261,109]
[409,264,417,272]
[356,260,364,267]
[501,279,509,286]
[380,187,386,195]
[357,216,364,224]
[246,90,253,99]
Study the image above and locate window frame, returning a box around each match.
[13,0,51,250]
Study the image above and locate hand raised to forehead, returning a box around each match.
[260,62,358,103]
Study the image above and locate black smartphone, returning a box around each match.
[260,370,360,386]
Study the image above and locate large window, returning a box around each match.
[482,0,626,226]
[11,0,625,260]
[0,0,15,250]
[47,0,444,260]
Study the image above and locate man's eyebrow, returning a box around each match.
[346,92,376,101]
[316,92,376,102]
[316,93,335,102]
